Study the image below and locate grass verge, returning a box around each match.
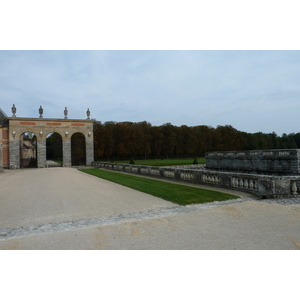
[80,168,239,206]
[115,157,206,166]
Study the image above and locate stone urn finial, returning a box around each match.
[86,108,90,120]
[39,105,43,118]
[64,107,68,119]
[11,104,16,117]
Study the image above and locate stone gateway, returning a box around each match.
[0,106,94,169]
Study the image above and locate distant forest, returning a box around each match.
[93,121,300,161]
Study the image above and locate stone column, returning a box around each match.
[85,133,94,166]
[63,138,71,167]
[37,138,46,168]
[9,138,20,169]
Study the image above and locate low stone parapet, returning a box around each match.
[91,161,300,199]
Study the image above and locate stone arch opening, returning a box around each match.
[71,132,86,166]
[20,131,37,168]
[46,132,63,167]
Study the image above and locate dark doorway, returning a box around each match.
[46,132,63,167]
[20,132,37,168]
[71,132,86,166]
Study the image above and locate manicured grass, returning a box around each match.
[80,168,239,206]
[115,157,206,166]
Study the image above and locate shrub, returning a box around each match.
[193,157,198,164]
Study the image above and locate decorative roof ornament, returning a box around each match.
[11,104,16,117]
[39,105,43,118]
[86,108,90,120]
[64,107,68,119]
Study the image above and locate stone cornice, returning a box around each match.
[7,117,94,123]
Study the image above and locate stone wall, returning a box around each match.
[0,142,3,172]
[92,161,300,199]
[0,126,9,170]
[206,149,300,175]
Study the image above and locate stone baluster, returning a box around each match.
[291,181,298,195]
[234,177,239,187]
[239,178,244,188]
[231,177,236,187]
[249,179,253,189]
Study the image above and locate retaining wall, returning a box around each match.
[205,149,300,175]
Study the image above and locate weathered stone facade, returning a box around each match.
[8,117,94,168]
[0,106,94,169]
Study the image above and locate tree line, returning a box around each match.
[93,121,300,161]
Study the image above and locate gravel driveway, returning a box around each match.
[0,168,299,250]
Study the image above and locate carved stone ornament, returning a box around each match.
[39,105,43,118]
[64,107,68,119]
[11,104,16,117]
[86,108,90,120]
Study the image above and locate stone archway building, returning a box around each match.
[0,106,94,169]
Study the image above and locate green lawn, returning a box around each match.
[115,157,206,166]
[80,168,238,206]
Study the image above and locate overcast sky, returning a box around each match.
[2,0,300,293]
[1,50,299,135]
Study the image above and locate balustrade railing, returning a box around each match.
[231,176,258,191]
[91,161,300,198]
[164,169,175,179]
[202,174,220,184]
[150,168,160,176]
[141,167,150,174]
[180,170,194,181]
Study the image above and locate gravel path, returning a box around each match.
[0,168,178,229]
[0,197,253,241]
[1,168,299,250]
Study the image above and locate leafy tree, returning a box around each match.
[92,119,300,161]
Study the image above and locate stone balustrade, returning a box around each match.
[91,161,300,199]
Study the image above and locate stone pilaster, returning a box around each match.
[85,133,94,166]
[37,138,46,168]
[9,138,20,169]
[63,138,71,167]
